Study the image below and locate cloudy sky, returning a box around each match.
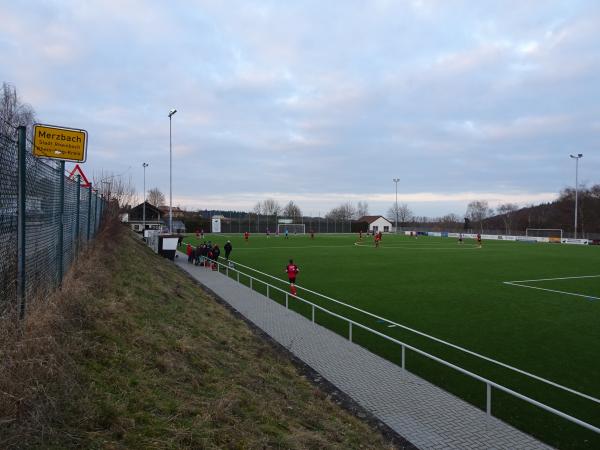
[1,0,599,217]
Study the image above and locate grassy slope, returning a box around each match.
[1,225,397,449]
[181,233,600,449]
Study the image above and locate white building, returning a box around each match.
[357,215,394,233]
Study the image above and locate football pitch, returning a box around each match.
[180,233,600,448]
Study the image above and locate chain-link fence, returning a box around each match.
[0,127,106,317]
[211,215,355,234]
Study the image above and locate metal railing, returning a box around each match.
[219,258,600,405]
[202,256,600,436]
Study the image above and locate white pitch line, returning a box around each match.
[353,242,480,250]
[503,281,600,300]
[506,274,600,283]
[234,245,351,251]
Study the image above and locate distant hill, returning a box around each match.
[484,185,600,236]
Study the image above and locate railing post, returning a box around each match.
[266,284,269,299]
[285,293,289,308]
[75,175,80,255]
[311,305,315,323]
[349,322,353,342]
[57,161,65,284]
[401,345,405,372]
[17,126,27,319]
[237,271,240,283]
[486,383,492,416]
[226,266,229,277]
[249,277,253,290]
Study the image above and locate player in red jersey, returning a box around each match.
[374,232,381,248]
[285,259,300,295]
[477,233,482,248]
[244,231,249,242]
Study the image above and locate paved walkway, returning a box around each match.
[175,256,552,450]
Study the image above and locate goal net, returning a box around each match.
[525,228,563,239]
[277,223,305,234]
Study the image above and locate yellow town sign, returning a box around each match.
[33,123,88,162]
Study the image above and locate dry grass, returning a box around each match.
[0,221,400,449]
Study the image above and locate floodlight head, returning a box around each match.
[168,108,177,117]
[570,153,583,159]
[142,162,148,167]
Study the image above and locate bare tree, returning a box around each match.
[437,213,461,228]
[387,203,413,225]
[326,202,356,221]
[496,203,519,234]
[356,201,369,218]
[260,198,282,216]
[0,82,36,139]
[282,201,302,221]
[253,201,263,214]
[147,188,165,207]
[466,200,493,232]
[93,172,138,214]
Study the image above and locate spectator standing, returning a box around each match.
[224,240,233,260]
[186,243,193,263]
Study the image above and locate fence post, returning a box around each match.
[94,192,98,235]
[57,161,65,284]
[348,322,353,342]
[87,184,92,240]
[311,305,315,323]
[75,175,81,254]
[17,126,27,319]
[98,195,102,229]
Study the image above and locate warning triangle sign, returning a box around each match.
[68,164,91,188]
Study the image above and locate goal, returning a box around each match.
[277,223,305,234]
[525,228,563,239]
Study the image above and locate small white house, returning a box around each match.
[357,215,394,233]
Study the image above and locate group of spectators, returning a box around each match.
[185,240,233,267]
[186,241,220,266]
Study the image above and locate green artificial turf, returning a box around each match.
[180,232,600,449]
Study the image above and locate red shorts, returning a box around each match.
[288,277,296,284]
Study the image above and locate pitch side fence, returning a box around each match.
[0,127,106,318]
[195,255,600,445]
[201,218,600,240]
[214,216,354,234]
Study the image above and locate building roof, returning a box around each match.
[357,215,392,224]
[128,201,162,221]
[158,205,184,213]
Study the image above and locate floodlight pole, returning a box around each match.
[142,162,148,234]
[168,108,177,234]
[570,154,583,239]
[393,178,400,233]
